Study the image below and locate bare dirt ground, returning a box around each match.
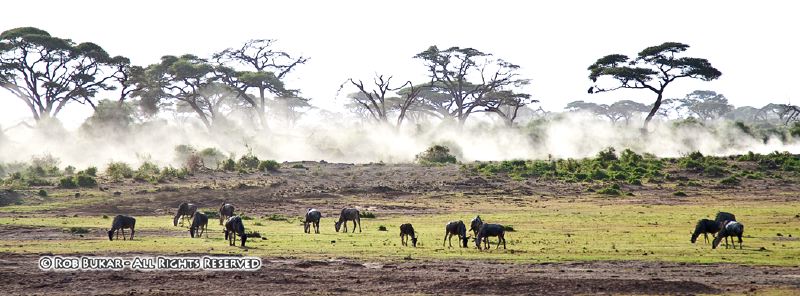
[1,253,799,295]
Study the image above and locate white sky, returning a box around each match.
[1,0,798,128]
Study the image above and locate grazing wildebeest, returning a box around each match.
[713,220,744,249]
[189,212,208,238]
[304,208,322,234]
[107,215,136,241]
[715,212,736,223]
[469,215,483,236]
[475,224,506,250]
[443,220,469,248]
[714,212,737,246]
[224,216,247,247]
[219,203,235,225]
[334,208,361,233]
[173,202,197,227]
[399,223,417,247]
[691,219,721,244]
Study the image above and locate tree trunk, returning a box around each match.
[643,93,663,131]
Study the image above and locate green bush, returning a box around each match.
[720,176,741,186]
[59,176,77,188]
[85,166,97,177]
[673,191,688,197]
[359,211,376,218]
[63,165,76,176]
[596,147,618,162]
[37,189,47,197]
[75,174,97,187]
[68,227,89,234]
[377,225,387,231]
[415,145,457,164]
[221,158,236,171]
[134,161,161,182]
[258,160,280,172]
[105,162,133,181]
[597,187,622,196]
[237,153,260,171]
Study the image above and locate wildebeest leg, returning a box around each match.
[443,233,448,247]
[121,228,126,241]
[703,233,709,244]
[448,234,453,248]
[315,221,320,234]
[738,235,742,249]
[357,217,362,233]
[130,228,135,240]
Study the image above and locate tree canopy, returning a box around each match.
[587,42,721,129]
[0,27,130,122]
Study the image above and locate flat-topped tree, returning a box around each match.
[587,42,721,130]
[414,46,527,127]
[0,27,130,123]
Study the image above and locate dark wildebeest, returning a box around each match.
[469,215,483,236]
[714,212,737,246]
[304,208,322,234]
[173,202,197,227]
[334,208,361,233]
[224,216,247,247]
[399,223,417,247]
[475,224,506,250]
[107,215,136,241]
[189,212,209,238]
[219,203,235,225]
[715,212,736,223]
[443,220,469,248]
[691,219,721,244]
[713,220,744,249]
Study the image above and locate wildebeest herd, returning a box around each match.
[105,203,745,251]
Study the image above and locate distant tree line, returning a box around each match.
[2,27,798,133]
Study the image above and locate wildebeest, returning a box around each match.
[224,216,247,247]
[715,212,736,223]
[173,202,197,227]
[107,215,136,241]
[443,220,468,248]
[189,212,209,238]
[219,203,235,225]
[334,208,361,233]
[714,212,737,246]
[304,208,322,234]
[475,224,506,250]
[399,223,417,247]
[469,215,483,236]
[713,220,744,249]
[691,219,721,244]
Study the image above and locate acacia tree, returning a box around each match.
[0,27,129,122]
[480,89,536,127]
[678,90,733,120]
[608,100,649,124]
[213,39,307,130]
[341,74,422,129]
[136,54,233,130]
[414,46,528,127]
[587,42,721,130]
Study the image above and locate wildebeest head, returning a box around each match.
[411,237,418,247]
[190,227,196,238]
[334,221,342,232]
[461,236,469,248]
[241,233,247,247]
[107,229,114,241]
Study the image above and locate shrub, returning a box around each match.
[704,165,726,177]
[221,158,236,171]
[203,211,219,219]
[377,225,387,231]
[245,230,261,238]
[240,214,253,220]
[720,176,741,186]
[415,145,457,164]
[30,154,61,177]
[134,161,161,182]
[258,160,280,172]
[102,215,109,219]
[291,164,306,169]
[37,189,47,197]
[237,153,260,171]
[85,166,98,177]
[359,211,376,218]
[75,174,97,187]
[59,176,77,188]
[266,214,288,221]
[184,154,204,174]
[105,162,133,181]
[597,187,621,196]
[596,147,618,162]
[673,191,688,197]
[63,165,76,176]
